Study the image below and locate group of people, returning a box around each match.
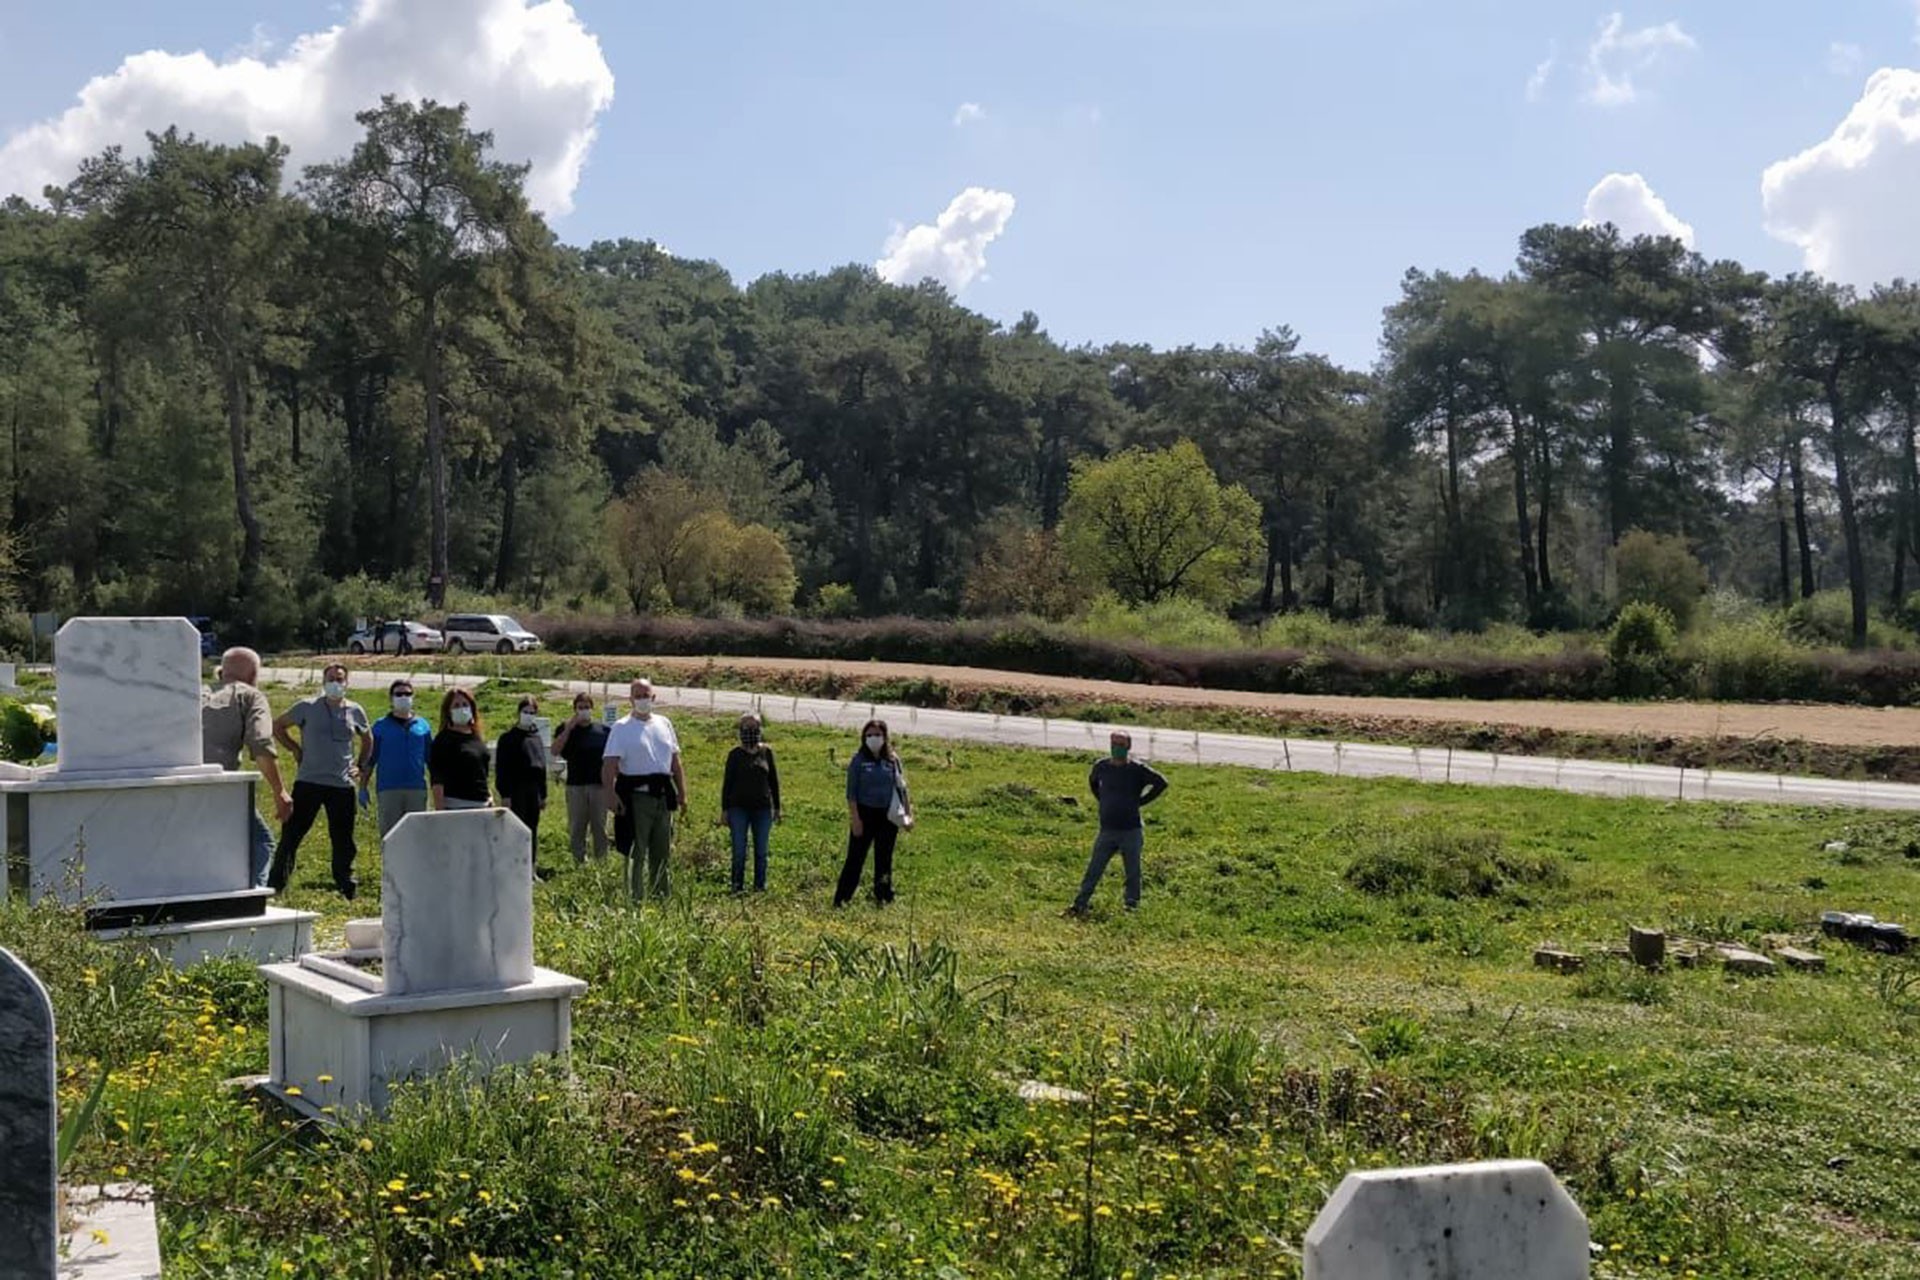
[202,656,1171,914]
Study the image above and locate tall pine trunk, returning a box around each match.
[225,357,263,602]
[1509,409,1537,608]
[492,443,519,594]
[1788,430,1815,600]
[422,300,450,609]
[1827,376,1868,647]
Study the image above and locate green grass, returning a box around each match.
[7,678,1920,1277]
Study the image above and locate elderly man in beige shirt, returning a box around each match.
[201,646,293,888]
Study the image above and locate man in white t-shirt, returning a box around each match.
[601,677,689,900]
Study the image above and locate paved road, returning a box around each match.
[260,667,1920,812]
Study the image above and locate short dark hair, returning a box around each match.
[389,679,414,697]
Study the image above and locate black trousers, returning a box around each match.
[507,790,543,868]
[835,804,898,906]
[271,781,358,897]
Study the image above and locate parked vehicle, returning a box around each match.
[346,619,445,655]
[187,615,218,659]
[440,614,542,655]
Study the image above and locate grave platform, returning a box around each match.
[260,960,584,1116]
[94,905,316,968]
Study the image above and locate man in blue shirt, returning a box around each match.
[362,678,432,841]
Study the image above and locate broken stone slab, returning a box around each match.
[1014,1079,1090,1105]
[1629,927,1666,970]
[1533,948,1585,974]
[1820,912,1911,954]
[1773,946,1826,972]
[1715,945,1777,976]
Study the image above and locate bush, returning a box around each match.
[1343,828,1567,901]
[1786,590,1855,647]
[1614,530,1708,631]
[1688,615,1806,701]
[809,583,858,619]
[1080,595,1245,650]
[1609,602,1678,698]
[961,525,1087,621]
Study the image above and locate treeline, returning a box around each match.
[0,95,1916,650]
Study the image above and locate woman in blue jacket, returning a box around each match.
[835,719,913,906]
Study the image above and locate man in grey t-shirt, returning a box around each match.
[1064,731,1169,916]
[267,663,371,899]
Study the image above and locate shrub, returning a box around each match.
[1608,602,1678,696]
[1614,530,1707,631]
[809,582,858,619]
[1785,590,1855,647]
[1688,615,1806,701]
[962,524,1089,621]
[715,523,798,615]
[1343,828,1567,901]
[1080,595,1245,650]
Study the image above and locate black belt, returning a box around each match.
[616,773,677,805]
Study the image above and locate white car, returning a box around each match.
[440,613,543,654]
[346,620,444,655]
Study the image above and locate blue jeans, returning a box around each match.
[249,807,275,889]
[1072,828,1145,911]
[727,807,773,892]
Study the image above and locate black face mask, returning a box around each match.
[739,726,762,748]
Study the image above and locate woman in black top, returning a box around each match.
[496,695,550,871]
[720,713,781,893]
[430,688,492,810]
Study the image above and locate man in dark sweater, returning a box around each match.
[1064,731,1169,916]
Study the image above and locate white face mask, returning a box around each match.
[632,698,654,716]
[323,680,346,700]
[450,705,473,727]
[865,734,886,754]
[392,695,413,714]
[519,712,536,730]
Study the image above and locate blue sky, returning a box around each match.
[3,1,1918,368]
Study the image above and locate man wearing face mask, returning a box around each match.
[600,677,688,900]
[363,679,432,843]
[1062,731,1168,918]
[553,694,612,863]
[269,663,372,898]
[496,695,551,877]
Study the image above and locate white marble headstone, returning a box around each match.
[1303,1160,1589,1280]
[54,618,208,777]
[381,809,535,997]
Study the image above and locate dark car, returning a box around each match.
[187,615,218,658]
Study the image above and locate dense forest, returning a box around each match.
[1,96,1917,651]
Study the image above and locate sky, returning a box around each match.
[3,1,1919,369]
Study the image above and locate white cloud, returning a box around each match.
[1583,12,1696,107]
[952,101,986,127]
[0,0,614,216]
[1826,42,1865,77]
[1526,42,1557,102]
[1763,68,1920,287]
[1581,172,1696,247]
[875,187,1016,293]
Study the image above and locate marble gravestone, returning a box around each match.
[261,809,584,1117]
[382,809,536,996]
[2,617,314,967]
[0,947,57,1280]
[1303,1160,1589,1280]
[53,618,213,779]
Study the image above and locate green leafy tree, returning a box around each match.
[1060,440,1262,608]
[1613,529,1708,631]
[303,97,536,608]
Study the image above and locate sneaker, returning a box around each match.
[1061,905,1088,919]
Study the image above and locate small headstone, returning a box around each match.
[1715,945,1776,976]
[1302,1159,1589,1279]
[0,947,57,1279]
[1533,947,1585,974]
[1670,945,1701,969]
[53,617,206,776]
[1774,946,1826,973]
[382,809,535,996]
[1628,928,1665,969]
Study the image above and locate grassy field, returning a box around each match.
[9,677,1920,1277]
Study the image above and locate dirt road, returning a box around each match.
[605,655,1920,748]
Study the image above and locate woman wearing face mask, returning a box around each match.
[720,713,781,894]
[834,719,911,907]
[430,688,493,811]
[496,695,550,875]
